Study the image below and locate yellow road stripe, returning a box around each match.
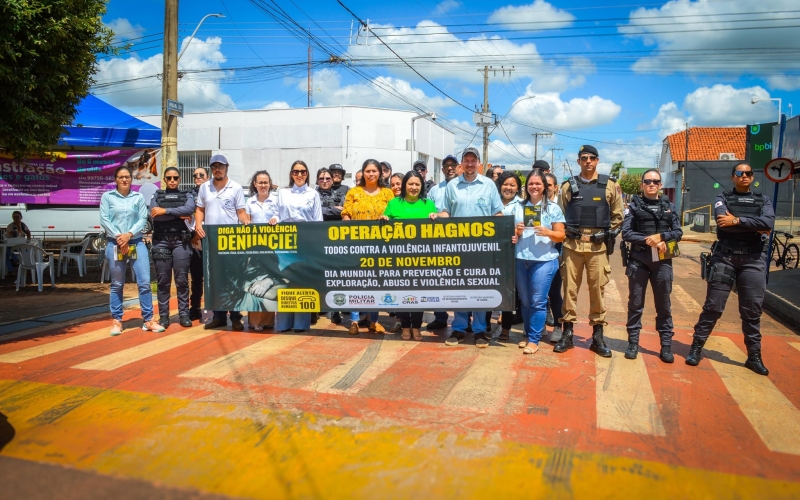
[442,348,517,413]
[705,337,800,455]
[672,284,702,315]
[789,342,800,353]
[304,340,417,395]
[72,326,214,371]
[1,379,798,499]
[604,279,626,313]
[179,334,309,380]
[0,327,111,363]
[595,326,666,436]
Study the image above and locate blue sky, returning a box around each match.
[96,0,800,177]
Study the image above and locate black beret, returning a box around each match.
[579,145,599,156]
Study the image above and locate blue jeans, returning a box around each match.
[350,311,378,323]
[516,258,558,344]
[106,239,153,321]
[452,310,487,334]
[276,313,312,331]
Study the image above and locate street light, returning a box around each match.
[410,112,436,168]
[751,96,782,124]
[178,13,225,63]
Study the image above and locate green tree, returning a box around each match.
[618,173,642,196]
[1,0,115,158]
[610,161,624,179]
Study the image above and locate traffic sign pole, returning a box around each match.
[766,114,787,283]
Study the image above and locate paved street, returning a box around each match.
[1,242,799,499]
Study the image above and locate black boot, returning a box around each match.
[685,338,705,366]
[553,322,574,353]
[589,324,612,358]
[545,303,555,327]
[624,342,638,359]
[660,345,674,363]
[744,350,769,376]
[188,307,202,321]
[158,316,170,329]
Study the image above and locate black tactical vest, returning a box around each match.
[717,190,765,245]
[631,195,672,236]
[152,190,189,235]
[564,174,611,229]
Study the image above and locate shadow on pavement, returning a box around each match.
[0,412,15,451]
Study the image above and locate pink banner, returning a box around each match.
[0,149,161,205]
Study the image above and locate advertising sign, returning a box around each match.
[203,217,516,312]
[0,149,161,205]
[746,122,776,169]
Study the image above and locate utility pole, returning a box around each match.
[474,66,514,168]
[681,122,690,217]
[551,147,563,169]
[161,0,179,170]
[532,132,552,161]
[307,37,312,107]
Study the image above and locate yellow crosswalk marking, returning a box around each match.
[0,327,111,363]
[604,279,626,313]
[304,339,418,394]
[73,326,215,371]
[595,326,666,436]
[672,284,702,314]
[179,334,309,380]
[441,348,517,413]
[705,337,800,455]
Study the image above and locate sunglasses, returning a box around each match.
[442,164,457,169]
[734,170,754,178]
[291,170,308,176]
[642,179,661,185]
[193,173,206,179]
[165,176,180,181]
[318,177,332,181]
[579,155,598,161]
[116,176,131,180]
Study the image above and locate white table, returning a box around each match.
[0,239,41,279]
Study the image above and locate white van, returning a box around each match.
[0,204,105,251]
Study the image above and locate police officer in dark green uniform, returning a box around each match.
[149,167,195,328]
[621,169,683,362]
[686,163,775,375]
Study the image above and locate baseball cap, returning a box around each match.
[413,160,427,171]
[442,155,458,165]
[532,159,551,171]
[209,154,229,166]
[462,147,481,161]
[578,145,599,157]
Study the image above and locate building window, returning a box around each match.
[178,151,211,191]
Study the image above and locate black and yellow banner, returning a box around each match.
[203,216,515,312]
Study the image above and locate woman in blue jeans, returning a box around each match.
[512,168,565,354]
[100,166,164,336]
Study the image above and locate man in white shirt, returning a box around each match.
[195,155,249,330]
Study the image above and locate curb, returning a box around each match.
[0,298,142,337]
[763,290,800,329]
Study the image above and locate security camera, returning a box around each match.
[430,113,437,121]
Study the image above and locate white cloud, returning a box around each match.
[509,87,622,131]
[620,0,800,79]
[767,75,800,91]
[348,21,585,92]
[684,85,775,126]
[300,69,454,110]
[433,0,461,15]
[105,18,145,41]
[647,84,778,139]
[94,37,235,115]
[263,101,291,110]
[488,0,575,29]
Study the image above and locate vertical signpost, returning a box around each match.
[764,115,790,282]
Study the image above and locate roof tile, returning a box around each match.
[666,127,746,162]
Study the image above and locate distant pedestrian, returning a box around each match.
[100,166,164,336]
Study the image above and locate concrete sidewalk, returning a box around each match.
[764,268,800,327]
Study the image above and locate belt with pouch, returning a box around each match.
[153,233,184,242]
[566,226,606,243]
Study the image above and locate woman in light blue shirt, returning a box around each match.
[513,169,565,354]
[243,170,279,331]
[100,166,164,336]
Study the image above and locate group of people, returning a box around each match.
[98,143,775,374]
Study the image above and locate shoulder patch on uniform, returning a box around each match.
[714,201,724,208]
[616,185,622,195]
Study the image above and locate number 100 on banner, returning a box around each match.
[203,216,516,312]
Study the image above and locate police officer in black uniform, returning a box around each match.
[328,163,350,202]
[149,167,196,328]
[621,169,683,362]
[686,163,774,375]
[317,166,347,221]
[188,166,207,320]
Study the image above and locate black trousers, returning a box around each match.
[485,290,521,330]
[693,249,767,351]
[625,255,674,345]
[397,311,424,329]
[153,239,192,318]
[189,246,203,309]
[548,267,563,325]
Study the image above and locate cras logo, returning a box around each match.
[751,125,761,134]
[333,293,346,306]
[380,294,397,305]
[402,295,418,305]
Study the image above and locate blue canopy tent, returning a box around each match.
[57,94,160,148]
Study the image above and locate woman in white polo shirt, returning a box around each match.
[270,161,322,332]
[242,170,278,331]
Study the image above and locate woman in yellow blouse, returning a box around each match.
[341,159,395,335]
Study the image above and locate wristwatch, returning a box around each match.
[733,217,740,225]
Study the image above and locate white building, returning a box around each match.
[138,106,454,189]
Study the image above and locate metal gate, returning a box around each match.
[177,151,211,191]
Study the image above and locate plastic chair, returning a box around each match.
[2,237,30,280]
[58,236,93,277]
[13,243,55,292]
